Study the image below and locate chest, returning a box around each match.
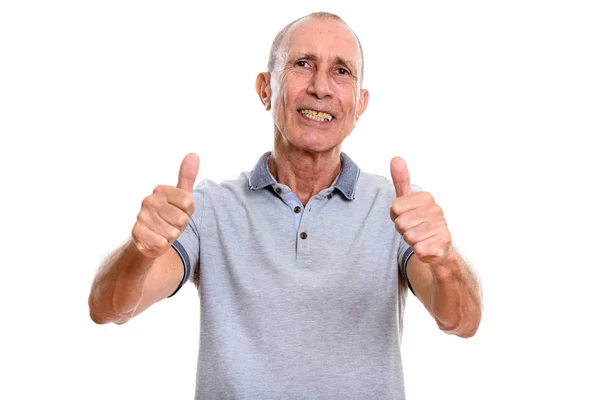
[197,192,402,309]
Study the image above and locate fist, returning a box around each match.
[132,153,200,258]
[389,157,452,265]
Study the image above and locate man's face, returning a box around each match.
[267,17,368,153]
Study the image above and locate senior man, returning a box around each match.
[89,11,482,399]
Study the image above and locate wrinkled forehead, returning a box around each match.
[281,17,362,72]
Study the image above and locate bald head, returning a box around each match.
[267,12,365,85]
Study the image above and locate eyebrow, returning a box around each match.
[334,56,355,73]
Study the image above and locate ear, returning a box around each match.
[255,72,272,111]
[355,88,369,121]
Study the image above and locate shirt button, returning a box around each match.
[294,206,302,213]
[327,194,332,199]
[275,187,282,194]
[299,232,308,240]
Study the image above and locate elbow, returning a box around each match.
[88,294,131,325]
[88,299,112,325]
[453,323,479,339]
[458,302,484,338]
[88,292,104,324]
[89,307,130,325]
[88,291,109,324]
[438,321,479,338]
[437,309,482,339]
[89,309,109,325]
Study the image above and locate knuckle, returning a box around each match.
[157,235,169,249]
[148,235,168,252]
[177,215,189,229]
[403,229,415,245]
[389,206,398,221]
[413,241,428,257]
[131,225,141,241]
[390,201,402,221]
[395,217,407,234]
[142,195,160,211]
[181,196,196,215]
[132,236,149,254]
[181,196,194,212]
[141,196,152,208]
[131,229,167,258]
[391,200,401,215]
[418,191,434,204]
[153,185,166,195]
[136,210,151,225]
[134,241,147,253]
[165,227,181,242]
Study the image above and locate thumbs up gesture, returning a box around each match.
[390,157,452,265]
[132,153,200,258]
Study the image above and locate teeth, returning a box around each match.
[300,109,333,122]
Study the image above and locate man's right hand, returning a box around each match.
[132,153,200,259]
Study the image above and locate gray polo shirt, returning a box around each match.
[173,151,414,400]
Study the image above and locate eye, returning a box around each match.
[336,68,349,75]
[296,60,309,67]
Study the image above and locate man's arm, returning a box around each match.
[390,156,483,338]
[88,241,184,324]
[406,248,482,338]
[88,153,199,325]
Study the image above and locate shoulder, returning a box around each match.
[193,172,249,192]
[356,170,423,200]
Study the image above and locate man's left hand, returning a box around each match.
[389,157,452,265]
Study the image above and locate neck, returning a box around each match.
[269,136,342,205]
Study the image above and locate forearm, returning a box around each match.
[88,239,155,324]
[428,248,482,338]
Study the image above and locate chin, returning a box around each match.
[294,139,339,154]
[279,124,347,154]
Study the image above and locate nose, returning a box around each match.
[307,68,333,99]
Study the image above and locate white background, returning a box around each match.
[1,1,599,399]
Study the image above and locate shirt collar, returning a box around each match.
[248,151,360,200]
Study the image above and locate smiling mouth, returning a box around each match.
[299,109,334,122]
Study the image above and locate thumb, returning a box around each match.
[390,156,412,197]
[176,153,200,192]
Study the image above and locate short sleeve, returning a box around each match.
[397,183,422,296]
[398,236,415,296]
[168,182,206,297]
